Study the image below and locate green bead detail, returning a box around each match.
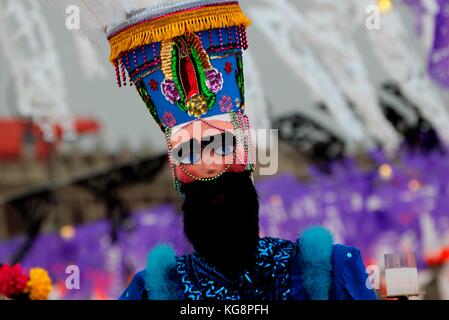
[235,53,245,108]
[171,45,188,113]
[135,80,162,128]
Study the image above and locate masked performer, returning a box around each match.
[75,0,376,300]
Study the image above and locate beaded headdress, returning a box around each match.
[106,0,255,191]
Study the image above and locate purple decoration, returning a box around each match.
[219,96,233,113]
[161,79,181,104]
[205,68,224,94]
[429,0,449,89]
[163,111,177,128]
[0,205,190,300]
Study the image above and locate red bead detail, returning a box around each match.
[128,59,161,79]
[125,53,131,70]
[121,56,127,86]
[224,62,233,75]
[163,112,177,128]
[149,79,159,91]
[142,46,147,65]
[208,30,214,48]
[227,27,233,46]
[115,60,122,87]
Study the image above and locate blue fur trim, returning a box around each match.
[297,226,334,300]
[145,244,179,300]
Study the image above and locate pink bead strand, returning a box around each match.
[241,27,249,50]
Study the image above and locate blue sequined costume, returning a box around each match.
[120,229,377,300]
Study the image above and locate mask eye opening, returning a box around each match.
[172,138,201,165]
[172,132,237,165]
[204,132,236,156]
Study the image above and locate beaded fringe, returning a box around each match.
[108,4,251,64]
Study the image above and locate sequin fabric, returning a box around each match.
[176,237,296,300]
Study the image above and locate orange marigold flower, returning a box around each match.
[25,268,53,300]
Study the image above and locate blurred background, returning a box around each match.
[1,0,449,299]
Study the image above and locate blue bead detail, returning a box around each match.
[176,237,295,300]
[347,252,352,258]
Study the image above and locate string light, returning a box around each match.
[60,225,75,240]
[379,164,393,180]
[408,179,422,192]
[378,0,393,13]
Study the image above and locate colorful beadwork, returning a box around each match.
[161,79,181,104]
[149,79,159,91]
[109,2,254,193]
[163,112,177,128]
[106,1,251,64]
[136,80,162,128]
[121,56,127,86]
[235,98,241,109]
[185,94,209,118]
[165,120,234,184]
[219,96,233,113]
[160,33,223,118]
[176,237,295,300]
[115,60,122,87]
[163,109,255,196]
[224,62,233,75]
[235,53,245,107]
[117,25,248,132]
[179,162,233,182]
[205,68,224,94]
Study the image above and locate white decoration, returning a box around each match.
[43,0,191,44]
[41,0,128,45]
[250,2,372,153]
[241,50,272,151]
[300,0,401,153]
[439,263,449,300]
[0,0,75,142]
[419,212,441,257]
[420,0,439,53]
[366,0,449,146]
[385,267,419,296]
[72,33,108,80]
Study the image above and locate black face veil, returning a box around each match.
[181,171,260,274]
